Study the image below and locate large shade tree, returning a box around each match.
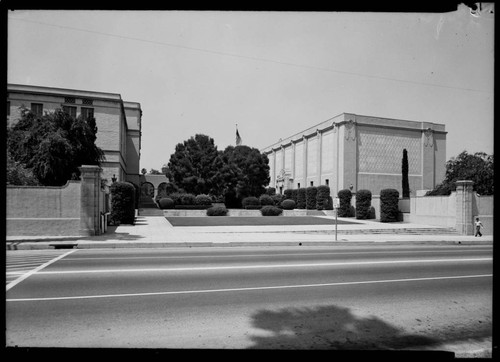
[426,151,494,196]
[7,108,104,186]
[165,134,222,195]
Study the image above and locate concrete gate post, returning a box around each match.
[79,165,102,236]
[455,180,474,235]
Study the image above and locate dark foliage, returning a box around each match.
[402,149,410,198]
[337,189,353,217]
[355,189,372,220]
[297,188,307,209]
[110,182,136,225]
[316,185,331,210]
[380,188,400,222]
[281,199,296,210]
[306,186,317,210]
[260,205,283,216]
[206,206,228,216]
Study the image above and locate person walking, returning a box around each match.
[474,217,483,237]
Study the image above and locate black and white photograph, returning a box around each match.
[4,2,494,358]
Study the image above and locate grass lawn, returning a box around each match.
[166,216,359,227]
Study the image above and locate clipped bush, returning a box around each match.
[242,196,260,209]
[272,193,284,206]
[337,189,353,217]
[306,186,318,210]
[297,188,307,209]
[259,194,274,206]
[291,189,298,204]
[316,185,331,210]
[169,192,196,206]
[158,197,175,209]
[195,194,212,206]
[355,189,372,219]
[281,199,296,210]
[260,205,283,216]
[380,188,400,222]
[110,181,136,225]
[265,187,276,195]
[207,206,228,216]
[283,189,293,201]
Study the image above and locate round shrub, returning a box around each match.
[259,194,274,206]
[206,206,228,216]
[316,185,331,210]
[158,197,175,209]
[242,196,260,209]
[110,181,136,225]
[306,186,317,210]
[380,188,400,222]
[272,193,284,206]
[355,189,372,219]
[337,189,353,217]
[281,199,296,210]
[260,205,283,216]
[297,188,307,209]
[195,194,212,206]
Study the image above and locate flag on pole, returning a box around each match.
[236,126,242,146]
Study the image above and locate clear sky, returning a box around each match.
[7,5,494,173]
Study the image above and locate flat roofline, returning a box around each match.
[261,112,446,152]
[7,83,123,102]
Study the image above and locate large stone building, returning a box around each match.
[261,113,447,196]
[7,83,142,186]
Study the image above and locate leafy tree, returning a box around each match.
[149,168,162,175]
[165,134,222,195]
[6,152,40,186]
[426,151,494,196]
[7,108,104,186]
[221,145,270,200]
[402,149,410,198]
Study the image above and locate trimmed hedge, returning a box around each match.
[195,194,212,206]
[169,192,196,206]
[281,199,296,210]
[272,194,284,206]
[110,181,136,225]
[306,187,317,210]
[259,194,274,206]
[265,187,276,195]
[355,189,372,219]
[260,205,283,216]
[337,189,353,217]
[291,189,298,204]
[158,197,175,209]
[380,188,400,222]
[242,196,260,208]
[207,206,228,216]
[316,185,330,210]
[283,189,293,201]
[297,188,306,209]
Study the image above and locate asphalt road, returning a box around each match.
[6,244,493,355]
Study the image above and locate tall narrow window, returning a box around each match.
[326,179,329,186]
[62,105,77,118]
[310,181,314,186]
[297,183,301,189]
[31,103,43,116]
[81,107,94,120]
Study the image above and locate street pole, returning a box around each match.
[333,197,339,242]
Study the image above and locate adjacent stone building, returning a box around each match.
[7,83,142,186]
[261,113,447,196]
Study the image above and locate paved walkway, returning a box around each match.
[6,216,493,249]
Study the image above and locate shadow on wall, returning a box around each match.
[248,304,439,350]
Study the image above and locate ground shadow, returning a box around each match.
[248,304,439,351]
[78,217,148,241]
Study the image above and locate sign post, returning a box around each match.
[333,197,340,241]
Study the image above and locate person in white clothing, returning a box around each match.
[474,217,483,237]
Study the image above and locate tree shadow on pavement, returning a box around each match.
[248,304,439,351]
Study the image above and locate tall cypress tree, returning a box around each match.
[402,148,410,198]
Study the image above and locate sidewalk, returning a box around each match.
[6,216,493,249]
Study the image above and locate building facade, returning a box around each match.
[261,113,447,196]
[7,84,142,186]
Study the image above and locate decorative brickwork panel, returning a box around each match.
[284,146,292,172]
[358,127,421,175]
[321,130,334,173]
[275,149,283,175]
[294,142,303,178]
[307,137,317,176]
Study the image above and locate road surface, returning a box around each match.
[6,244,493,356]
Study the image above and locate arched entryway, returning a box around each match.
[140,182,155,198]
